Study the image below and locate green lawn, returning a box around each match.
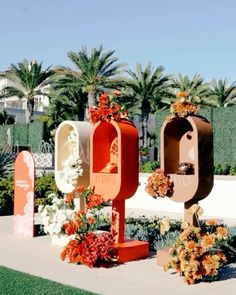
[0,266,99,295]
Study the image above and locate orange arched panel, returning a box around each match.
[90,120,139,201]
[14,151,35,237]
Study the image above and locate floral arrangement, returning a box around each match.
[170,91,198,117]
[61,185,118,267]
[39,185,117,268]
[88,93,128,124]
[145,169,174,198]
[38,194,76,236]
[164,220,229,284]
[60,231,117,268]
[39,186,105,236]
[62,186,104,235]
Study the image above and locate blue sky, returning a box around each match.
[1,0,236,82]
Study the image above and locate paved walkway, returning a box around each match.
[1,213,236,295]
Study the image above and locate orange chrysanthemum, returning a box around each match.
[145,169,174,198]
[205,219,218,226]
[185,241,197,252]
[216,226,229,239]
[176,91,188,99]
[202,254,219,277]
[201,234,215,249]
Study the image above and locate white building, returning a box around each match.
[0,77,49,122]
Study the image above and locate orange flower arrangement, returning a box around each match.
[88,93,128,124]
[60,185,117,268]
[170,91,198,117]
[145,169,174,198]
[63,186,104,236]
[61,232,117,268]
[164,221,228,284]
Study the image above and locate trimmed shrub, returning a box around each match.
[13,123,29,147]
[0,173,62,215]
[35,173,63,208]
[139,161,160,173]
[29,121,49,152]
[0,122,49,153]
[213,106,236,166]
[155,106,236,168]
[0,178,14,216]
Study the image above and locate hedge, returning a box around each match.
[212,106,236,166]
[0,121,48,152]
[155,105,236,167]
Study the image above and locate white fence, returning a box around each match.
[126,174,236,221]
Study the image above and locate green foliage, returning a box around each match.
[0,177,14,216]
[35,173,63,208]
[139,161,160,173]
[213,106,236,166]
[68,45,125,107]
[0,124,14,146]
[155,105,236,168]
[0,59,55,122]
[0,122,49,153]
[13,123,29,146]
[47,87,87,128]
[0,146,15,178]
[206,78,236,107]
[0,110,15,125]
[0,174,62,215]
[29,121,49,152]
[124,216,182,250]
[230,165,236,175]
[214,163,232,175]
[170,73,209,102]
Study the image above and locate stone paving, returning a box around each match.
[1,214,236,295]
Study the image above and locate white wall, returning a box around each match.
[126,175,236,220]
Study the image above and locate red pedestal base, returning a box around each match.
[114,240,149,263]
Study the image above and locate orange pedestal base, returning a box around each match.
[156,247,171,266]
[114,240,149,263]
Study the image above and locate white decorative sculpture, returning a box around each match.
[55,121,92,193]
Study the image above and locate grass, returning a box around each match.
[0,266,99,295]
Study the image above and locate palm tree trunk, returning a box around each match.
[84,90,97,120]
[88,90,97,107]
[26,99,34,123]
[141,113,149,148]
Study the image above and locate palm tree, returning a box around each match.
[0,60,55,122]
[170,73,209,103]
[205,78,236,107]
[67,45,125,107]
[46,87,87,129]
[125,63,171,147]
